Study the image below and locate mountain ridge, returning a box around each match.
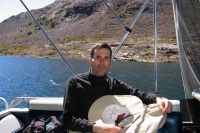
[0,0,178,62]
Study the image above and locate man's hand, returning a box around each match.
[155,97,173,114]
[93,123,124,133]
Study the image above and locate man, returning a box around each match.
[63,43,172,133]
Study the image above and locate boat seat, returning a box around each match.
[13,98,182,133]
[0,114,24,133]
[25,98,65,132]
[158,112,182,133]
[28,98,63,111]
[158,100,182,133]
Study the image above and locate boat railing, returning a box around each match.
[192,89,200,101]
[0,97,9,110]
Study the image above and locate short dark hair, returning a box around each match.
[91,43,112,58]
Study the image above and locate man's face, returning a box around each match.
[89,48,111,77]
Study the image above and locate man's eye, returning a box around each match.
[105,57,110,60]
[96,56,101,59]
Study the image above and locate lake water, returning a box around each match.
[0,56,184,111]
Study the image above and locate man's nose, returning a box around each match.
[100,58,105,64]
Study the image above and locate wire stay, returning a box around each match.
[20,0,77,75]
[109,0,150,59]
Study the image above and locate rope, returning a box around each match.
[20,0,77,75]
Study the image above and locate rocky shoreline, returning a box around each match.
[0,42,179,63]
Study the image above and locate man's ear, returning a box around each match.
[88,58,92,64]
[110,60,112,65]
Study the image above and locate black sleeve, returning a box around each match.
[63,77,94,132]
[110,78,158,104]
[130,88,158,104]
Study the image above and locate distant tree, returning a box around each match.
[27,31,32,35]
[50,22,56,28]
[28,22,32,25]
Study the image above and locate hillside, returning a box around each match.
[0,0,178,62]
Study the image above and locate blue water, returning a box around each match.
[0,56,184,111]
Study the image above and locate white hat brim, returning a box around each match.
[88,95,145,127]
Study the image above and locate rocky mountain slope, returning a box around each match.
[0,0,178,62]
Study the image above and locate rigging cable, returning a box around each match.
[20,0,77,75]
[104,0,150,59]
[102,0,132,32]
[153,0,158,93]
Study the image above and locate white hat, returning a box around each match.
[88,95,166,133]
[88,95,144,127]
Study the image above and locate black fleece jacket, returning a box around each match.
[63,71,158,132]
